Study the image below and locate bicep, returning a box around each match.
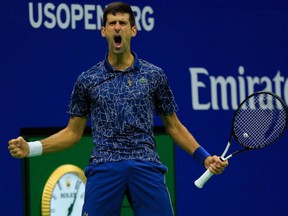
[40,116,88,153]
[160,113,180,136]
[161,113,199,155]
[66,116,88,141]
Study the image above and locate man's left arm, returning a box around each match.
[160,113,228,174]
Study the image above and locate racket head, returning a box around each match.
[232,91,288,149]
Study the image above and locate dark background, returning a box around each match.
[1,0,288,215]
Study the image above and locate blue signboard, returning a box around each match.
[1,0,288,215]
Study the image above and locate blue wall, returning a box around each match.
[1,0,288,215]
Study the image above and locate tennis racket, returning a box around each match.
[194,91,288,189]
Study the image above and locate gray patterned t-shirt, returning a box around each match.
[67,52,178,164]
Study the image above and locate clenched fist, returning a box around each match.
[8,136,29,158]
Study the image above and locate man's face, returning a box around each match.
[101,13,137,55]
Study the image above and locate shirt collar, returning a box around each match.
[104,51,140,73]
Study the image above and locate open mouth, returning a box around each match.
[114,35,122,48]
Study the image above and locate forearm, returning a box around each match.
[166,122,200,155]
[161,113,200,155]
[30,116,87,156]
[161,113,228,173]
[9,117,87,158]
[161,113,211,165]
[40,127,82,154]
[171,124,228,172]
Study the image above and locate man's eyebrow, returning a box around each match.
[108,19,128,24]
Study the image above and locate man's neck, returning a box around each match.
[108,51,134,71]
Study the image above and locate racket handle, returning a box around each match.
[194,169,214,189]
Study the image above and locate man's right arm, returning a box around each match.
[8,116,87,158]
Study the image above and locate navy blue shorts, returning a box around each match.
[81,160,174,216]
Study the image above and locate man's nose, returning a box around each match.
[115,22,121,32]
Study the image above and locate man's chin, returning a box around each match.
[112,48,124,54]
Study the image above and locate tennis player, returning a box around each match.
[8,2,228,215]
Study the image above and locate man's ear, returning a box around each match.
[101,26,106,37]
[131,26,137,37]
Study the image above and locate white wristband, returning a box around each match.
[27,141,43,157]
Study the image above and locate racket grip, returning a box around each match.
[194,169,214,189]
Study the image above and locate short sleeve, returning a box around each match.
[154,71,178,115]
[67,76,91,117]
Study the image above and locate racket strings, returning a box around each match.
[234,93,287,149]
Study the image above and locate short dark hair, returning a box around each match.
[103,2,135,27]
